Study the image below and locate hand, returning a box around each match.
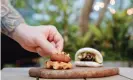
[12,23,64,56]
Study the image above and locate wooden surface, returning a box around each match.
[1,67,133,80]
[29,67,119,79]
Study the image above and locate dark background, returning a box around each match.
[1,34,39,69]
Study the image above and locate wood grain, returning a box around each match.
[29,67,119,79]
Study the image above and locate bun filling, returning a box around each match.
[78,52,96,62]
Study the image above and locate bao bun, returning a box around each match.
[75,48,103,67]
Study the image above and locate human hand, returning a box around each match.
[12,24,64,56]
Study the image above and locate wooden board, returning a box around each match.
[2,68,132,80]
[29,67,119,79]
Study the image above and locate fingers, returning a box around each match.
[51,41,56,47]
[36,47,49,56]
[35,36,57,56]
[48,26,64,52]
[36,41,57,56]
[54,32,64,52]
[51,41,63,53]
[35,25,64,56]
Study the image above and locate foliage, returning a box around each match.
[12,0,133,61]
[65,11,133,60]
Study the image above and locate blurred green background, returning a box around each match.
[4,0,133,67]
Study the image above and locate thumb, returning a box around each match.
[36,47,49,56]
[36,38,57,56]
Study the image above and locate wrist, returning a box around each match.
[12,23,29,41]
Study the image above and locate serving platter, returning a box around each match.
[29,66,119,79]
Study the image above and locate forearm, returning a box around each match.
[1,0,25,38]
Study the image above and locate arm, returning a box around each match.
[1,0,25,37]
[1,0,64,56]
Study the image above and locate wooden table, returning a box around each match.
[1,67,133,80]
